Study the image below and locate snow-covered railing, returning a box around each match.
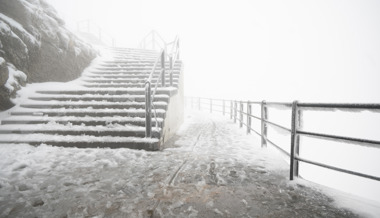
[144,33,180,137]
[77,20,116,46]
[186,97,380,182]
[139,30,166,51]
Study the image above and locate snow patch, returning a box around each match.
[4,64,27,93]
[0,13,40,46]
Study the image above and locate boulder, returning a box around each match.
[0,0,97,110]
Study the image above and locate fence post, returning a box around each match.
[152,31,155,50]
[247,101,251,134]
[191,97,193,109]
[223,100,225,116]
[161,51,165,87]
[145,83,152,137]
[290,101,301,180]
[169,56,173,87]
[198,97,201,110]
[234,101,237,123]
[210,99,212,113]
[240,101,243,128]
[230,101,233,119]
[261,100,268,147]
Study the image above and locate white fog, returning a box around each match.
[0,0,379,216]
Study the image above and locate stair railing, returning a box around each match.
[77,20,116,46]
[139,30,167,51]
[144,34,180,137]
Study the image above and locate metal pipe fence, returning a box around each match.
[186,97,380,182]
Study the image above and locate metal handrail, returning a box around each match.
[186,96,380,183]
[143,32,180,137]
[77,20,116,46]
[139,30,167,51]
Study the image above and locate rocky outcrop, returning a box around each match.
[0,0,96,110]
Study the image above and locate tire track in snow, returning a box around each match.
[148,125,205,217]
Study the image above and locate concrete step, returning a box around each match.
[34,89,176,96]
[1,116,163,127]
[20,102,168,110]
[0,124,161,138]
[84,74,179,79]
[102,60,182,65]
[88,69,180,75]
[99,63,181,67]
[83,83,178,88]
[0,134,160,150]
[27,94,170,102]
[82,78,179,84]
[95,67,181,71]
[10,109,166,118]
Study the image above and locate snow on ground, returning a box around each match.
[0,109,378,217]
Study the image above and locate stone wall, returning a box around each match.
[0,0,96,110]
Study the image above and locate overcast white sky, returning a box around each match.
[48,0,380,103]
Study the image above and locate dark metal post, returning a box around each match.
[161,51,165,87]
[177,39,180,59]
[240,101,243,128]
[230,101,233,119]
[290,101,301,180]
[247,101,251,134]
[234,101,237,123]
[152,31,155,50]
[223,100,225,115]
[169,56,173,86]
[261,101,268,147]
[210,99,212,113]
[145,83,152,137]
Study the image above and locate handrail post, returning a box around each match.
[234,101,237,123]
[198,97,201,110]
[240,101,243,128]
[290,101,301,180]
[230,101,233,119]
[177,39,180,59]
[152,31,155,50]
[191,97,193,109]
[210,99,212,113]
[169,56,173,86]
[247,101,251,134]
[261,100,268,147]
[161,51,165,87]
[145,83,152,138]
[223,100,225,116]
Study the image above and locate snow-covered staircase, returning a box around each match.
[0,48,183,150]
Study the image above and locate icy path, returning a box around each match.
[0,110,375,217]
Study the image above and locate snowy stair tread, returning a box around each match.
[0,134,160,150]
[1,116,163,127]
[0,47,182,150]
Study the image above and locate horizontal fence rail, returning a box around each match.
[186,97,380,182]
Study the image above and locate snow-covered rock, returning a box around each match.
[0,0,97,110]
